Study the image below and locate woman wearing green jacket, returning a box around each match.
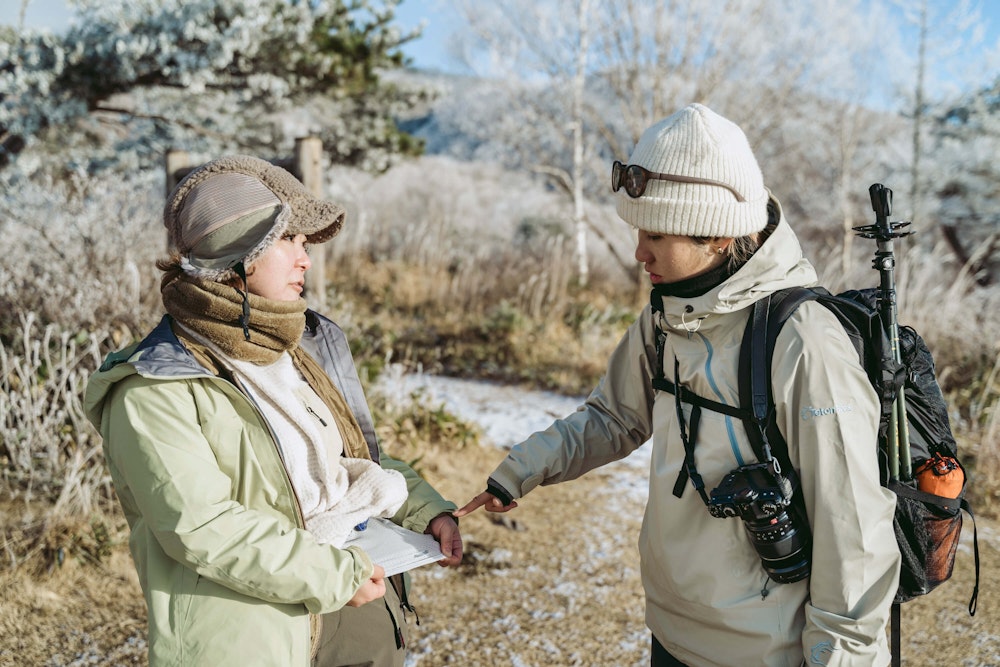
[85,155,463,666]
[457,105,900,666]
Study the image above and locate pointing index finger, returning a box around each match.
[453,492,492,517]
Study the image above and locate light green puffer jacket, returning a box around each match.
[85,310,455,666]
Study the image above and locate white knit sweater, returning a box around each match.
[179,325,407,547]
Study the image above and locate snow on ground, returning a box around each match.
[376,369,653,667]
[379,368,994,667]
[374,367,653,509]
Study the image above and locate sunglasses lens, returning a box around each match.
[624,165,646,198]
[611,161,623,192]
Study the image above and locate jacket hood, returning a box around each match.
[85,310,384,461]
[84,316,212,430]
[654,196,818,333]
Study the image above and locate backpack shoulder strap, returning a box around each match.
[737,287,824,469]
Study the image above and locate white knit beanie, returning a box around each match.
[615,104,769,237]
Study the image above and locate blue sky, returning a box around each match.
[7,0,464,71]
[8,0,1000,78]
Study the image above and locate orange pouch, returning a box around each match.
[915,454,964,499]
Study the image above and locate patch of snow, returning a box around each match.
[374,368,653,509]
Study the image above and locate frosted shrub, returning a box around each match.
[0,314,110,514]
[0,168,163,528]
[0,169,164,343]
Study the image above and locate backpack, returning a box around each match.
[651,285,980,664]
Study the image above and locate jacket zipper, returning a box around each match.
[305,404,327,427]
[218,375,309,529]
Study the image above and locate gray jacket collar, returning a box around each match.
[115,312,381,460]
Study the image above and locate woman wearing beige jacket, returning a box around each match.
[457,104,900,667]
[86,155,462,666]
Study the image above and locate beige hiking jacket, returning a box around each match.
[490,210,900,666]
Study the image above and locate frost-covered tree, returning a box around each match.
[444,0,910,284]
[927,80,1000,286]
[889,0,992,224]
[0,0,428,175]
[450,0,603,285]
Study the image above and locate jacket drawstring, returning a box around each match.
[233,261,252,341]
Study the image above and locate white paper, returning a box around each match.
[342,517,444,577]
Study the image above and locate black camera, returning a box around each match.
[709,461,811,584]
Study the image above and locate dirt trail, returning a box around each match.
[1,439,994,666]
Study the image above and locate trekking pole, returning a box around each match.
[854,183,914,481]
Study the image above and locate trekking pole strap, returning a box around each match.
[887,480,962,512]
[963,498,980,616]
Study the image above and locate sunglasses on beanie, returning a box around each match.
[611,160,746,202]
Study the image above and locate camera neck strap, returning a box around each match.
[671,356,711,505]
[651,295,790,502]
[663,355,755,504]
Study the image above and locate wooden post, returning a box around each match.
[294,137,327,311]
[165,149,190,199]
[164,149,190,250]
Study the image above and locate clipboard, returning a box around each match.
[343,517,445,577]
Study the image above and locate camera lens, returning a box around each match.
[708,462,812,584]
[743,510,811,583]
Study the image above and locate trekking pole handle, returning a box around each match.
[870,183,892,224]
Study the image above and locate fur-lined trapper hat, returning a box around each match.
[164,155,345,280]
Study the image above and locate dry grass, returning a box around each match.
[0,536,147,666]
[2,157,998,564]
[0,160,636,572]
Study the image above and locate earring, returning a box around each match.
[716,247,725,255]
